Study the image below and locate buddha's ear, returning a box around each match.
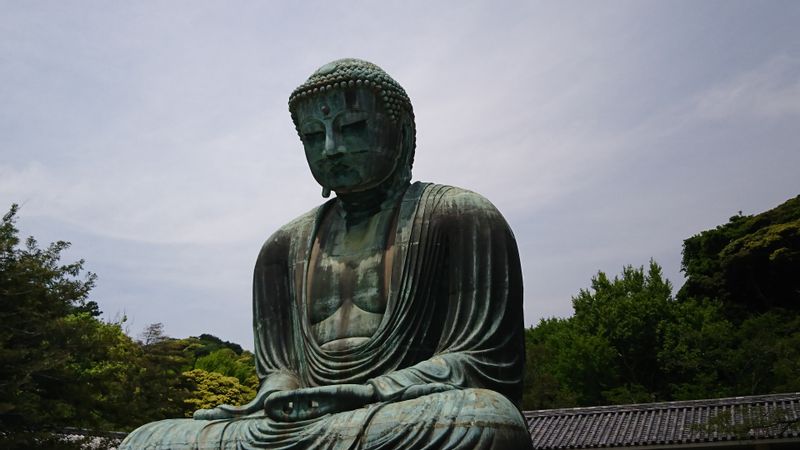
[401,115,416,172]
[395,117,415,184]
[397,121,405,149]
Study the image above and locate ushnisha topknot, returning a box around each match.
[288,58,414,125]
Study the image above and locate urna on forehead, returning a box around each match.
[288,58,414,125]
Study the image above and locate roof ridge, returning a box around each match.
[524,392,800,417]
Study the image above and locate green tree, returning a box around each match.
[670,194,800,399]
[658,298,736,400]
[679,195,800,316]
[1,205,95,428]
[523,317,617,409]
[523,195,800,409]
[194,348,258,390]
[133,325,195,422]
[730,311,800,395]
[182,369,256,416]
[121,328,261,429]
[191,333,244,356]
[50,313,147,430]
[522,261,674,408]
[0,204,145,447]
[0,204,268,444]
[571,261,673,403]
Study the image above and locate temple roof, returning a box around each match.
[524,392,800,449]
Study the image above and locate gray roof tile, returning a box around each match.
[524,392,800,449]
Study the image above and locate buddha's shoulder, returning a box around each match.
[257,204,325,258]
[278,205,321,235]
[420,182,503,216]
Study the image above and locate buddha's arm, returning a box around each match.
[367,191,525,404]
[195,229,306,420]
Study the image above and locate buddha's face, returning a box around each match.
[294,87,402,194]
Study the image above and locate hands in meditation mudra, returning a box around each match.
[121,59,532,450]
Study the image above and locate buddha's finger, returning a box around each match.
[193,408,234,420]
[401,383,457,400]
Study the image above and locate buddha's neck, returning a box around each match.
[335,176,410,223]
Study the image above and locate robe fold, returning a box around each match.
[120,182,532,450]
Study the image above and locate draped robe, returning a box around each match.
[120,182,532,450]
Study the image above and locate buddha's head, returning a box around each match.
[289,59,415,197]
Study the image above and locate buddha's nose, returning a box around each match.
[323,130,342,156]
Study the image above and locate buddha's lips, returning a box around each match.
[322,156,365,171]
[325,161,350,171]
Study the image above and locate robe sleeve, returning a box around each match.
[252,228,303,397]
[367,189,526,406]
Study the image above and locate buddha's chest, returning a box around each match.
[305,206,398,347]
[307,245,389,323]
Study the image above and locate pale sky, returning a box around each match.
[2,1,799,348]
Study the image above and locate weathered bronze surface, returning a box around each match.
[121,59,532,449]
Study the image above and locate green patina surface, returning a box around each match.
[121,59,532,450]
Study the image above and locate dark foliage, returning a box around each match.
[679,195,800,316]
[523,194,800,409]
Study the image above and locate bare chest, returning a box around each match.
[306,207,397,349]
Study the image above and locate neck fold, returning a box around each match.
[335,175,410,222]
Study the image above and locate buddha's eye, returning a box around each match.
[303,131,324,146]
[341,119,367,135]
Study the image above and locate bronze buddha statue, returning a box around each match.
[121,58,532,450]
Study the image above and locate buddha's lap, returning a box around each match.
[120,388,531,449]
[362,388,531,449]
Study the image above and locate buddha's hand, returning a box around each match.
[398,382,457,401]
[264,384,376,422]
[193,390,270,420]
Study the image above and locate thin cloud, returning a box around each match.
[692,55,800,120]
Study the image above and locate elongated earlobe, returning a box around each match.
[322,187,331,198]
